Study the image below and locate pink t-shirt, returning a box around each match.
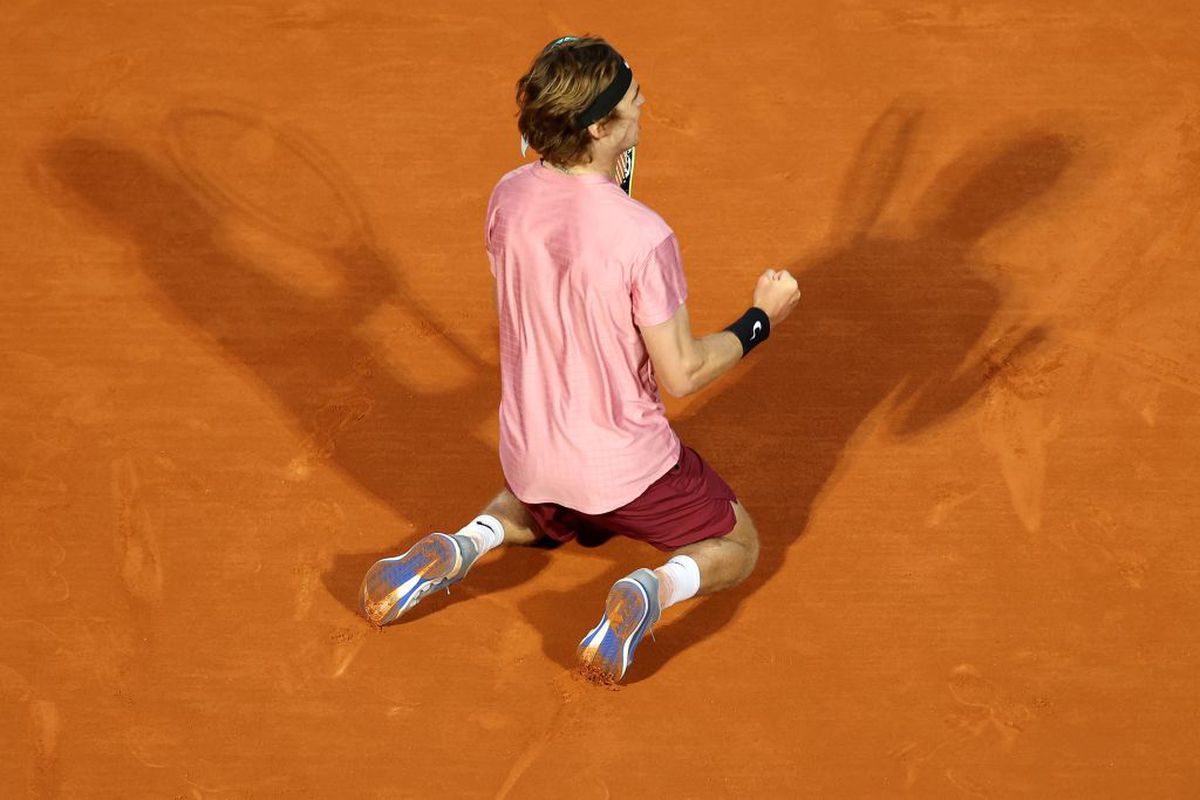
[484,162,687,514]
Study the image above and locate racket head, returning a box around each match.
[162,100,371,252]
[617,146,636,195]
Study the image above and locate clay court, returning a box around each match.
[3,1,1199,796]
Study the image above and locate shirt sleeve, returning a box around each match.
[483,185,500,264]
[631,233,688,327]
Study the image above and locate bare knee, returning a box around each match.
[729,501,760,583]
[741,530,760,580]
[672,501,759,595]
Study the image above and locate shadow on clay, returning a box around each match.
[626,101,1076,683]
[35,104,537,619]
[37,97,1078,684]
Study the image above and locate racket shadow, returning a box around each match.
[37,124,513,617]
[627,102,1078,684]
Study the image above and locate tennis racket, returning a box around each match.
[615,146,636,196]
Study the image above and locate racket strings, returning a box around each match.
[615,147,636,195]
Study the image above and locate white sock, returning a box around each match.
[453,514,505,555]
[653,555,701,610]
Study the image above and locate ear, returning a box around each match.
[585,120,608,142]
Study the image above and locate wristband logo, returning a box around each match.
[751,321,762,340]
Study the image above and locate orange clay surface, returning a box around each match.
[3,1,1200,797]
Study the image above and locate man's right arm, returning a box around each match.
[639,303,744,398]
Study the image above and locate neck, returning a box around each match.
[544,148,619,177]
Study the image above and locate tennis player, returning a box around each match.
[360,35,801,683]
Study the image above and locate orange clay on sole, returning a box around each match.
[603,584,643,636]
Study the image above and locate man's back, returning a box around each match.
[484,161,687,513]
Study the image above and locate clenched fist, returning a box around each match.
[752,269,802,325]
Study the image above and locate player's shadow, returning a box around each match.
[39,100,1078,678]
[37,119,553,618]
[547,102,1074,682]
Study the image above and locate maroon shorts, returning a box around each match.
[507,444,738,552]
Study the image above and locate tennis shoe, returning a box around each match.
[576,568,662,683]
[359,532,479,626]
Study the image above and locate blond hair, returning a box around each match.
[515,36,625,167]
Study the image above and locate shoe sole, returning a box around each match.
[576,577,653,682]
[360,533,462,626]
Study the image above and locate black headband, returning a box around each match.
[575,59,633,130]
